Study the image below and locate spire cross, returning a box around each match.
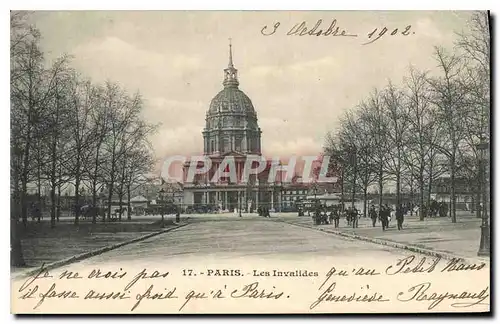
[228,38,234,68]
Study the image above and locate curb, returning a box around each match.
[278,220,489,265]
[14,223,190,280]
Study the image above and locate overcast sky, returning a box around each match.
[30,11,473,164]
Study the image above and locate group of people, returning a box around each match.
[422,200,449,218]
[312,204,360,228]
[257,206,271,218]
[312,203,408,231]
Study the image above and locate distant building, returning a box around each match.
[281,184,309,210]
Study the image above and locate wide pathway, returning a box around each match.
[75,218,414,266]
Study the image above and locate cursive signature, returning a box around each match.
[311,282,389,310]
[386,255,441,275]
[397,282,489,310]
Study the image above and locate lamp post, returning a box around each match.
[312,181,320,209]
[238,191,242,217]
[476,137,489,257]
[158,188,165,228]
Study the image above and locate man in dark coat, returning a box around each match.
[396,204,404,230]
[380,205,389,231]
[369,205,377,227]
[351,207,359,228]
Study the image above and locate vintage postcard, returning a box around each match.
[10,10,491,314]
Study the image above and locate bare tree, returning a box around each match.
[401,67,439,220]
[43,62,74,228]
[381,82,409,211]
[84,84,109,223]
[67,76,101,224]
[324,132,346,211]
[358,89,389,217]
[427,46,468,223]
[456,11,491,218]
[124,147,155,220]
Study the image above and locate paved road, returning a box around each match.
[74,218,415,267]
[14,218,490,314]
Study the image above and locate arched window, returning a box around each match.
[223,137,230,152]
[235,135,242,152]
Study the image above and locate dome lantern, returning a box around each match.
[223,38,239,88]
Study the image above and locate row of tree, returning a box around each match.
[10,11,157,232]
[323,12,490,222]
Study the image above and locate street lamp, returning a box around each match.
[238,191,242,217]
[158,188,165,228]
[476,137,489,257]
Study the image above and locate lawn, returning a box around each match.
[14,219,175,270]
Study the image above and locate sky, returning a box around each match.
[29,11,473,166]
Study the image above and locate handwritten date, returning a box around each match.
[261,19,413,45]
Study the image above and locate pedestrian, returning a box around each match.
[369,205,377,227]
[380,205,389,231]
[346,207,351,226]
[333,207,340,228]
[396,204,404,230]
[351,207,359,228]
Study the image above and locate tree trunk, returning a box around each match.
[396,154,401,210]
[409,176,414,217]
[363,186,368,218]
[340,167,344,212]
[107,150,117,221]
[378,167,383,219]
[74,157,81,225]
[107,182,114,222]
[56,182,61,222]
[127,184,132,221]
[476,169,481,218]
[118,193,124,222]
[419,166,425,220]
[351,155,357,209]
[11,170,25,266]
[427,159,434,211]
[450,152,457,223]
[91,147,101,224]
[50,184,56,228]
[118,161,126,221]
[396,172,401,210]
[50,139,57,228]
[11,217,25,267]
[21,136,31,227]
[36,158,42,223]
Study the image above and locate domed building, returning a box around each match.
[182,42,282,213]
[203,43,262,156]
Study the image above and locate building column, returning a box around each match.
[271,190,274,210]
[255,190,259,209]
[242,131,248,152]
[224,191,228,210]
[278,189,282,212]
